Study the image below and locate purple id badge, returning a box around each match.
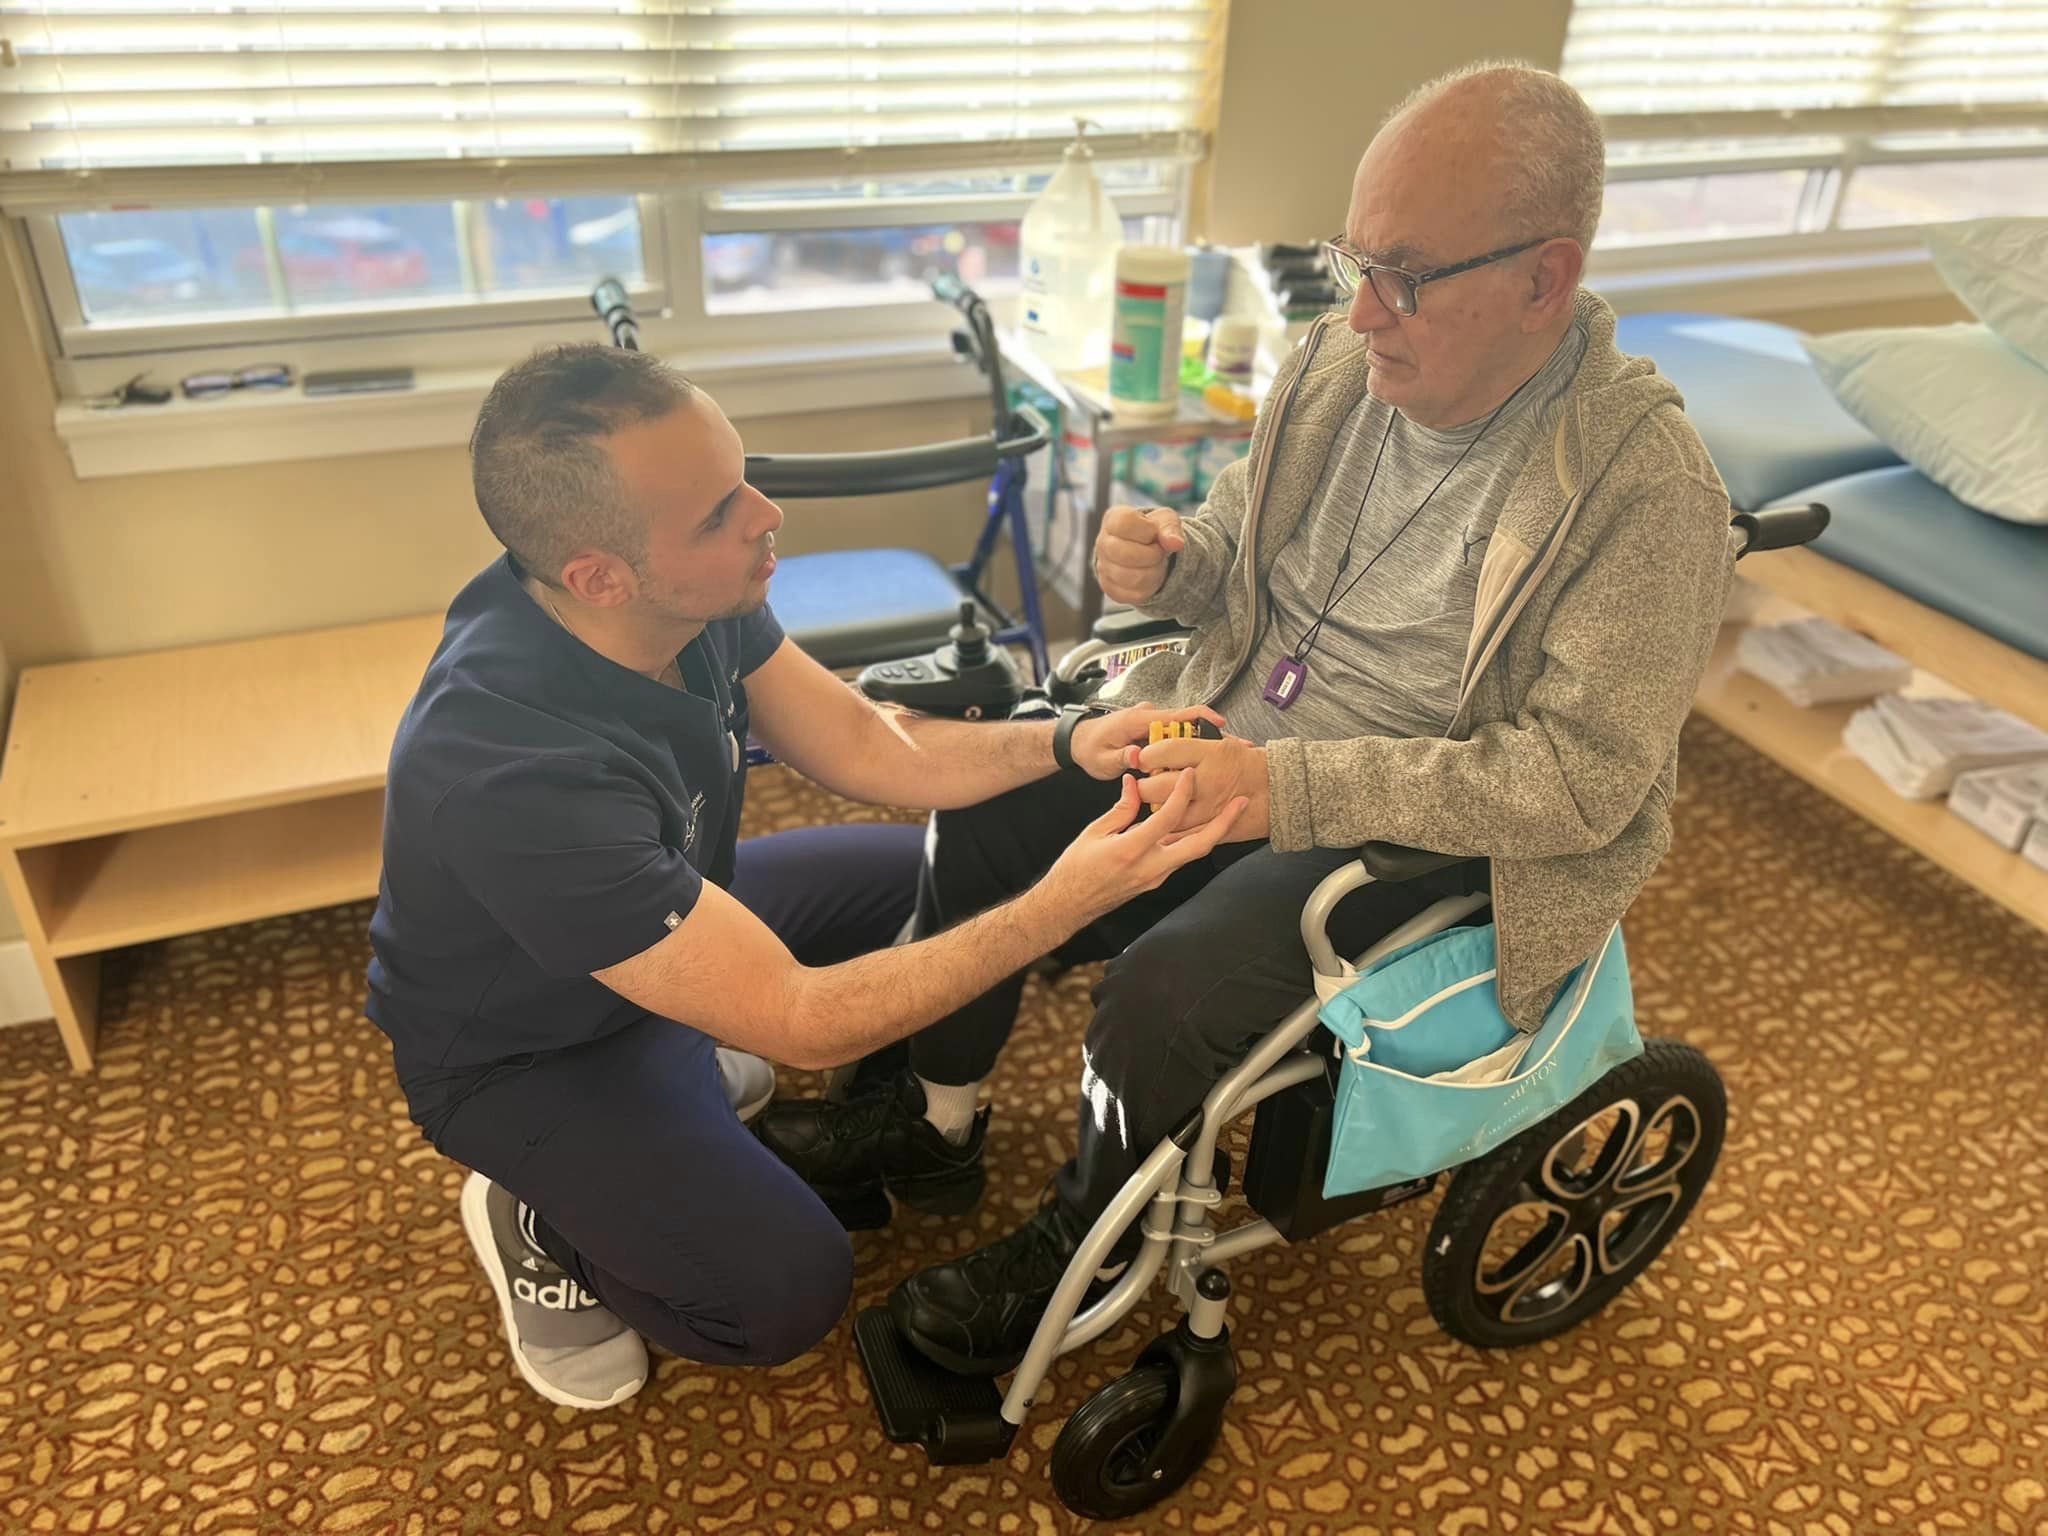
[1263,655,1307,709]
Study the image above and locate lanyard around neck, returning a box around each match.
[1289,393,1510,665]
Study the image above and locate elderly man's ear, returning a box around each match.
[1521,239,1585,332]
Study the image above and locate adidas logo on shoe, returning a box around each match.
[462,1173,648,1411]
[513,1274,602,1311]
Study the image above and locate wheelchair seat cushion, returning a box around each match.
[1792,464,2048,661]
[770,547,977,670]
[1615,313,1900,511]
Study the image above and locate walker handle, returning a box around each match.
[744,405,1050,499]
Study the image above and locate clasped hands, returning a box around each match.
[1067,703,1270,844]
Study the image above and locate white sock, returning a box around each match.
[916,1075,984,1146]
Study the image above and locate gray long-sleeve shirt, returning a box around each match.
[1216,323,1587,745]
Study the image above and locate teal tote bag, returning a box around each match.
[1316,922,1642,1197]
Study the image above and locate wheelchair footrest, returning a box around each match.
[853,1307,1016,1465]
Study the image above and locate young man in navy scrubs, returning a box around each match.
[365,344,1242,1407]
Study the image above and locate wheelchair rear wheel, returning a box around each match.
[1422,1036,1726,1350]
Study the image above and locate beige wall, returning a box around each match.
[0,635,14,943]
[1200,0,1578,247]
[0,0,1975,951]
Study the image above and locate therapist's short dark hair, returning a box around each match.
[470,344,696,581]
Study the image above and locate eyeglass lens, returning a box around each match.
[1326,245,1416,316]
[1367,267,1417,316]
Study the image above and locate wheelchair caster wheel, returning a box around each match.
[1423,1036,1726,1350]
[1051,1364,1197,1520]
[1050,1299,1236,1521]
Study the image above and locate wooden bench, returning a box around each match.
[0,615,444,1070]
[1693,548,2048,936]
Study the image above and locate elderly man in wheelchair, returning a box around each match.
[762,62,1717,1338]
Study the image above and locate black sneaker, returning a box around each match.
[889,1197,1111,1377]
[754,1070,987,1231]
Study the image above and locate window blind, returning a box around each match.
[0,1,1222,201]
[1562,0,2048,132]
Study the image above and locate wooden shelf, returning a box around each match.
[1739,547,2048,734]
[26,791,385,959]
[1695,624,2048,934]
[0,614,442,1070]
[0,614,440,846]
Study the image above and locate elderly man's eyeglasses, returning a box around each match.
[1323,237,1554,317]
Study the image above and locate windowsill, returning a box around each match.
[54,331,983,479]
[54,246,1957,479]
[1587,241,1952,318]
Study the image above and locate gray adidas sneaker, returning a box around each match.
[460,1171,648,1409]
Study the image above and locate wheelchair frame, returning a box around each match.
[1001,869,1493,1417]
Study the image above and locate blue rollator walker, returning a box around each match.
[592,276,1051,721]
[592,279,1829,1522]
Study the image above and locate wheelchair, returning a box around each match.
[843,501,1832,1520]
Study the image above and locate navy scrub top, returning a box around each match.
[365,554,784,1135]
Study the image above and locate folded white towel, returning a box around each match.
[1948,762,2048,850]
[1736,617,1912,706]
[1843,694,2048,800]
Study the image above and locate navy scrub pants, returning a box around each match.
[432,823,923,1367]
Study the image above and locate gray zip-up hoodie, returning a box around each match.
[1110,290,1734,1032]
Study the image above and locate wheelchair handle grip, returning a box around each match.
[591,277,639,351]
[1732,502,1830,558]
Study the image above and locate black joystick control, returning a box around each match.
[855,598,1026,719]
[946,600,990,669]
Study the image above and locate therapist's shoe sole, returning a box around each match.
[460,1172,648,1410]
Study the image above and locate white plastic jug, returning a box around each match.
[1020,124,1123,373]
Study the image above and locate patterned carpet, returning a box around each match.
[2,717,2046,1536]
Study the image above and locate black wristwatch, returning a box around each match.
[1052,702,1115,773]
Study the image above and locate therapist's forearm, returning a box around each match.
[829,708,1059,810]
[781,880,1076,1069]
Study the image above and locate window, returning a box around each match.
[54,196,646,326]
[703,220,1023,315]
[1561,1,2048,261]
[0,1,1220,388]
[695,163,1179,315]
[1837,152,2048,227]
